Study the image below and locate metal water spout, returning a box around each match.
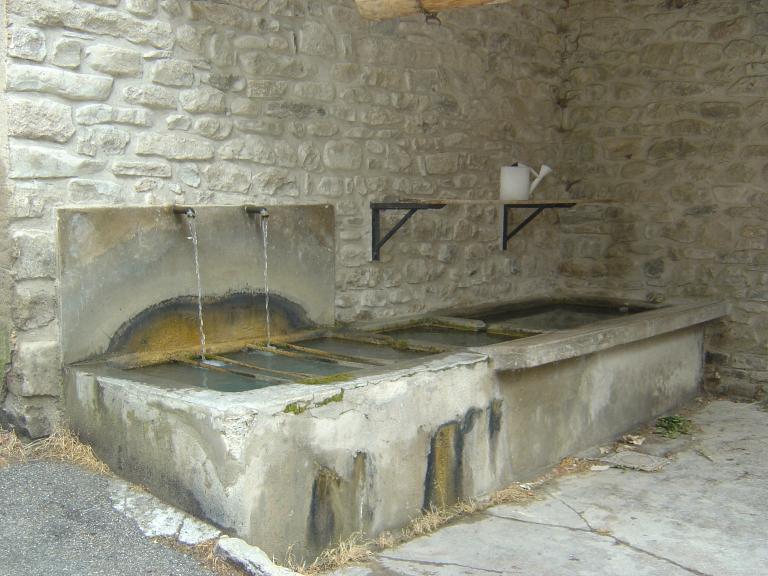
[173,205,196,218]
[245,205,269,218]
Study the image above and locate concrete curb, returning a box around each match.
[216,537,301,576]
[108,476,300,576]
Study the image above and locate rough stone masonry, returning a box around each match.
[0,0,765,437]
[0,0,563,437]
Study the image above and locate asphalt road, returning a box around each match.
[0,460,216,576]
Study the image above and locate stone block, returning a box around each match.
[204,162,252,193]
[150,60,195,87]
[230,98,261,117]
[235,118,284,136]
[700,102,742,119]
[51,38,83,68]
[126,0,157,16]
[8,182,52,218]
[424,153,459,175]
[293,82,335,102]
[0,394,58,439]
[10,144,104,179]
[8,26,46,62]
[246,80,288,99]
[112,160,171,178]
[178,163,200,187]
[180,87,227,114]
[12,230,56,280]
[252,168,299,196]
[265,101,325,119]
[136,133,214,160]
[298,143,321,171]
[68,179,123,202]
[323,141,362,170]
[190,1,253,31]
[86,45,143,77]
[9,0,174,50]
[7,64,113,101]
[219,138,275,164]
[12,282,56,331]
[193,117,232,140]
[77,126,131,156]
[209,33,235,67]
[123,85,177,109]
[166,115,192,130]
[298,21,336,56]
[647,138,697,161]
[175,25,204,53]
[76,104,152,126]
[238,52,312,80]
[7,98,75,143]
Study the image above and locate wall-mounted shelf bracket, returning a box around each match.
[371,199,584,260]
[371,202,446,261]
[502,202,577,250]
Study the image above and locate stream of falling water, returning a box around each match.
[187,216,207,361]
[260,215,272,348]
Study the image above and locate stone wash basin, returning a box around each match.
[64,297,728,562]
[56,206,728,562]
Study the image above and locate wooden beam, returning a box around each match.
[354,0,505,21]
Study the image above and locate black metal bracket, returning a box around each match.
[371,202,445,261]
[370,200,578,260]
[502,202,576,250]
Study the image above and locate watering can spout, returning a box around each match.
[529,164,553,194]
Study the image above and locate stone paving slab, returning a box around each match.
[333,400,768,576]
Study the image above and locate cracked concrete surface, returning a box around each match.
[333,400,768,576]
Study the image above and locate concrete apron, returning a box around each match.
[63,300,727,563]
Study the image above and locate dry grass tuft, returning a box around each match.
[155,537,247,576]
[26,429,110,475]
[287,532,374,575]
[553,456,594,476]
[0,428,25,467]
[0,427,109,475]
[489,483,537,506]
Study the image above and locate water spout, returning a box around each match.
[245,205,269,218]
[173,205,196,218]
[246,205,272,348]
[184,212,207,362]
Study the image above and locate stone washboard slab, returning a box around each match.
[57,205,335,364]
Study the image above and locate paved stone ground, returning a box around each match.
[0,461,216,576]
[333,399,768,576]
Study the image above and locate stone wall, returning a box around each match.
[559,0,768,398]
[0,3,12,416]
[0,0,564,436]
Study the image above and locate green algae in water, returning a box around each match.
[122,363,275,392]
[295,337,428,361]
[384,327,513,347]
[224,349,353,377]
[298,373,353,385]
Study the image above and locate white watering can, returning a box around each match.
[500,163,553,201]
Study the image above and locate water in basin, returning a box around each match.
[123,362,274,392]
[477,304,636,331]
[294,338,430,362]
[384,326,518,347]
[223,349,354,377]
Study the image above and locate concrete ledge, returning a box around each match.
[483,299,728,371]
